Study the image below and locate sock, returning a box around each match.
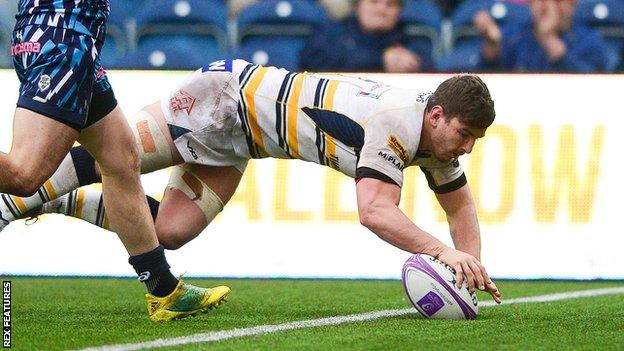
[0,146,98,222]
[128,245,179,297]
[42,188,161,232]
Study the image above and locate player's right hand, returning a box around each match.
[437,247,501,304]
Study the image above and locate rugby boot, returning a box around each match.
[146,280,230,321]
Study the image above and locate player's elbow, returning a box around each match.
[358,203,382,232]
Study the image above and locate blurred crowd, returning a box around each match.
[0,0,622,73]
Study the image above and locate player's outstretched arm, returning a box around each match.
[355,177,500,303]
[435,183,501,303]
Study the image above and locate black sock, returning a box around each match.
[70,146,100,186]
[146,196,160,222]
[128,245,179,297]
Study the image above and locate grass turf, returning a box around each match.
[3,278,623,350]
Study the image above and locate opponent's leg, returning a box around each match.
[0,109,78,197]
[0,104,178,232]
[80,91,230,320]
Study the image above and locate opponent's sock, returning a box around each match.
[128,245,179,297]
[0,146,98,222]
[41,188,160,232]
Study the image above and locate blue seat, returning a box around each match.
[438,0,531,71]
[574,0,624,71]
[400,0,443,69]
[116,36,223,69]
[134,0,228,61]
[236,0,330,70]
[451,0,531,47]
[435,43,483,72]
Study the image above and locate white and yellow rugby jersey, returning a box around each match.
[163,59,466,192]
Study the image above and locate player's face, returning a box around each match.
[357,0,402,33]
[431,116,487,163]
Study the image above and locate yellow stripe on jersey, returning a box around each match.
[286,74,306,159]
[43,180,57,200]
[325,134,338,170]
[323,80,340,109]
[75,189,85,219]
[243,67,270,157]
[9,196,27,213]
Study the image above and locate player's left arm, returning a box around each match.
[435,183,481,261]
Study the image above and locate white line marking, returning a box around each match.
[77,287,624,351]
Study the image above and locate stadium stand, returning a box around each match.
[116,0,228,69]
[437,0,531,71]
[401,0,444,62]
[574,0,624,72]
[234,0,330,70]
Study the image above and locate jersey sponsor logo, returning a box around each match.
[387,135,409,164]
[201,59,233,72]
[415,91,432,104]
[356,81,390,99]
[378,151,404,171]
[94,66,106,81]
[170,90,196,115]
[38,75,51,92]
[10,41,41,56]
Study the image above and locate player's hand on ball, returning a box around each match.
[437,247,501,304]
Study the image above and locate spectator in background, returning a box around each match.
[474,0,609,72]
[300,0,431,72]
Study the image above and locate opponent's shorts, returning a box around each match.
[161,60,250,173]
[11,25,117,131]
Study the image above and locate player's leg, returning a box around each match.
[156,163,244,249]
[38,163,244,250]
[0,102,181,232]
[0,111,79,199]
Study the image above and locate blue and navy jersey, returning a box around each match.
[15,0,109,42]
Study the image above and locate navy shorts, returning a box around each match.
[12,25,117,131]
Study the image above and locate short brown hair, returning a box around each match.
[426,74,495,129]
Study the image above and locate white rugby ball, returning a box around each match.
[402,254,478,320]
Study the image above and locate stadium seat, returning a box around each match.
[574,0,624,72]
[116,36,222,69]
[450,0,531,47]
[234,0,330,70]
[131,0,228,69]
[400,0,444,69]
[437,0,531,71]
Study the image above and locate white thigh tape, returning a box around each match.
[129,110,173,173]
[168,165,224,224]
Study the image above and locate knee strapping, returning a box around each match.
[167,166,224,225]
[129,110,173,173]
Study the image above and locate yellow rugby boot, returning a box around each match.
[146,280,230,321]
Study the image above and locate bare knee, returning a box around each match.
[156,225,199,250]
[96,138,141,179]
[4,162,48,196]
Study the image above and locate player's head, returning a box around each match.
[423,74,495,162]
[356,0,404,34]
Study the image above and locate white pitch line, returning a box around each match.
[77,286,624,351]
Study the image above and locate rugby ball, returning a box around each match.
[402,254,478,320]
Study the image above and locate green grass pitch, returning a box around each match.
[3,277,623,350]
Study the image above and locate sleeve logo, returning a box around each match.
[387,135,409,164]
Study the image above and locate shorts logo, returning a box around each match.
[38,75,51,92]
[11,41,41,56]
[170,90,196,115]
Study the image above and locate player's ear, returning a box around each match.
[428,105,445,127]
